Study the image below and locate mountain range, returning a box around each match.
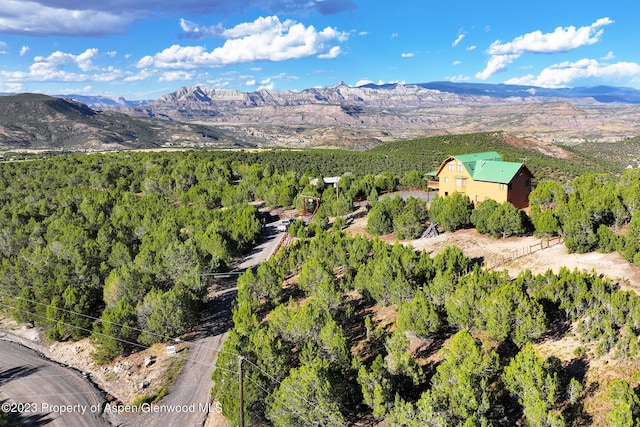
[2,82,640,151]
[50,82,640,108]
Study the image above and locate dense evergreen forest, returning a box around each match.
[0,152,267,360]
[213,230,640,426]
[2,132,640,426]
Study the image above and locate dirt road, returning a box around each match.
[129,219,286,427]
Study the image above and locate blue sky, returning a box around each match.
[0,0,638,99]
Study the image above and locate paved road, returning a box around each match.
[129,218,286,427]
[0,340,116,426]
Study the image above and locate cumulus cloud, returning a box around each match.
[0,48,125,84]
[505,58,640,88]
[467,45,476,51]
[139,16,348,69]
[318,46,342,59]
[20,46,29,56]
[401,52,414,58]
[355,79,373,86]
[0,0,356,37]
[602,51,615,60]
[452,34,464,47]
[159,71,193,82]
[452,60,461,66]
[476,17,614,80]
[257,78,275,90]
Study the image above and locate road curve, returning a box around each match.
[0,219,286,427]
[0,340,114,426]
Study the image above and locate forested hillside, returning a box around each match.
[213,230,640,426]
[2,141,640,426]
[0,152,268,361]
[188,131,608,182]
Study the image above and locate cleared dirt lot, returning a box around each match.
[347,217,640,293]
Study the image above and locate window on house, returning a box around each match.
[448,163,454,171]
[455,178,466,188]
[457,164,463,172]
[475,195,479,202]
[500,183,506,190]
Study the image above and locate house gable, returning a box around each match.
[435,151,534,208]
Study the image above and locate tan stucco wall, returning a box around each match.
[437,159,470,197]
[436,158,531,208]
[467,179,508,204]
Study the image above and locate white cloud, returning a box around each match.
[4,82,24,92]
[0,1,131,36]
[602,51,615,60]
[391,32,398,39]
[447,74,471,82]
[180,19,225,39]
[355,79,373,87]
[452,34,464,47]
[318,46,342,59]
[159,71,193,82]
[476,17,614,80]
[140,16,348,70]
[505,59,640,88]
[0,48,125,85]
[467,45,476,51]
[452,60,461,66]
[0,1,356,37]
[401,52,414,58]
[0,41,6,54]
[258,78,275,91]
[32,48,100,74]
[246,79,256,86]
[19,45,29,56]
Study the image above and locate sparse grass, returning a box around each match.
[152,348,189,403]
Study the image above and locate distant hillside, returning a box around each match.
[128,82,640,147]
[4,81,640,151]
[411,82,640,104]
[55,94,151,108]
[0,93,248,151]
[144,82,640,112]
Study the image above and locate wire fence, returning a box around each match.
[483,235,563,270]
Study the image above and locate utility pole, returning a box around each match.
[238,355,244,427]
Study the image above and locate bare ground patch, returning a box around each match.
[345,223,640,293]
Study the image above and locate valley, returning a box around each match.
[2,82,640,426]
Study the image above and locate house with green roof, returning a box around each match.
[434,151,534,209]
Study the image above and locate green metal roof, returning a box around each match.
[471,160,524,184]
[444,152,525,184]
